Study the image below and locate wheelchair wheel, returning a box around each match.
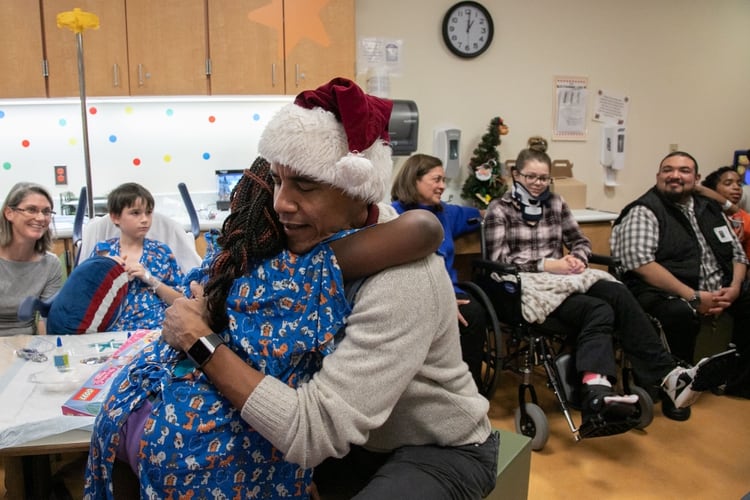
[630,385,654,430]
[457,281,502,399]
[514,403,549,451]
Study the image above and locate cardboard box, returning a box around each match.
[551,159,587,209]
[62,330,160,417]
[552,178,587,209]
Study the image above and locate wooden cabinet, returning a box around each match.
[126,0,209,96]
[207,0,354,95]
[43,0,207,97]
[5,0,352,98]
[43,0,129,97]
[0,1,46,98]
[207,0,283,94]
[283,0,355,94]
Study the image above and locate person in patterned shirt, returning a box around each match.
[161,78,498,500]
[84,158,444,499]
[486,143,730,426]
[91,182,185,331]
[611,151,750,400]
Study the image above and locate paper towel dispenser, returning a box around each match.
[388,100,419,156]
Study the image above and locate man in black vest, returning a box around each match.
[611,151,750,409]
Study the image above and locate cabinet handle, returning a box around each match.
[42,59,49,78]
[113,64,120,88]
[137,64,144,87]
[205,58,212,76]
[295,64,300,87]
[271,63,276,87]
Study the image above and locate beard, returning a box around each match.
[661,182,691,203]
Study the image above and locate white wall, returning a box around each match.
[0,96,291,205]
[356,0,750,211]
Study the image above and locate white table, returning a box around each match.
[0,332,128,498]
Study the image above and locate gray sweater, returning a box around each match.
[0,252,63,335]
[241,206,491,468]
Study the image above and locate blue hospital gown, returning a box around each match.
[84,236,351,499]
[92,238,185,331]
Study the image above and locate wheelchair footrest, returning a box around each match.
[578,414,639,439]
[690,346,739,392]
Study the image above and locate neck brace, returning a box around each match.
[512,181,551,222]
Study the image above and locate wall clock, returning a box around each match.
[442,1,494,59]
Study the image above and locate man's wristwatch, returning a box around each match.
[687,292,701,311]
[186,333,224,369]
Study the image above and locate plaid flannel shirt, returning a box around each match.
[610,198,747,291]
[485,192,591,272]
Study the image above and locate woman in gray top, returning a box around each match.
[0,182,63,335]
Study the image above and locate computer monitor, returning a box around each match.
[215,169,244,210]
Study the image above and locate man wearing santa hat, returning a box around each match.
[163,78,497,498]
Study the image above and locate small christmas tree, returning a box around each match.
[460,117,509,208]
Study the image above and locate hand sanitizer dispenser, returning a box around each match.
[434,128,461,178]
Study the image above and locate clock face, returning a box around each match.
[442,1,494,59]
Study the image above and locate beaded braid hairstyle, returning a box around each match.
[204,156,287,332]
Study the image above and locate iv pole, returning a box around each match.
[57,8,99,218]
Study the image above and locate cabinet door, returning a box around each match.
[126,0,208,95]
[208,0,284,95]
[283,0,354,93]
[0,0,46,97]
[43,0,129,97]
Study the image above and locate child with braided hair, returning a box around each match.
[84,157,443,499]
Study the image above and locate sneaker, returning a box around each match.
[661,347,738,408]
[660,389,691,421]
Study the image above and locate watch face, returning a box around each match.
[442,1,494,59]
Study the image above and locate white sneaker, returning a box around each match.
[661,348,738,409]
[661,366,701,409]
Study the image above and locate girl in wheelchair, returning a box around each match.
[483,138,733,437]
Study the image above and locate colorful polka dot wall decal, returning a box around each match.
[202,152,211,160]
[166,109,174,117]
[21,140,30,148]
[125,106,134,115]
[163,155,172,163]
[59,118,67,126]
[89,107,97,115]
[68,138,77,145]
[133,158,141,166]
[0,110,5,119]
[253,113,260,121]
[208,115,216,123]
[109,135,117,143]
[3,162,10,170]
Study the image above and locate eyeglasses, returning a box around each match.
[517,173,552,184]
[11,206,56,218]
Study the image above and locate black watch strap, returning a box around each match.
[688,292,701,310]
[186,333,224,369]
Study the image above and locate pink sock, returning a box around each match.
[582,372,611,387]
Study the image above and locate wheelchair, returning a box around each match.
[470,235,653,451]
[455,281,503,400]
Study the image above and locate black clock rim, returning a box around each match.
[441,1,494,59]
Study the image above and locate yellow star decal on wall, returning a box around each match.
[248,0,332,60]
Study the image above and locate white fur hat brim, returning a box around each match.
[258,103,392,203]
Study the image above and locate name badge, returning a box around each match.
[714,225,733,243]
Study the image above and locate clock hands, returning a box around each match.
[466,12,474,34]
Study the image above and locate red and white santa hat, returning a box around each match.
[258,77,394,203]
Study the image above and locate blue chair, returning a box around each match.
[178,182,201,240]
[72,186,88,269]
